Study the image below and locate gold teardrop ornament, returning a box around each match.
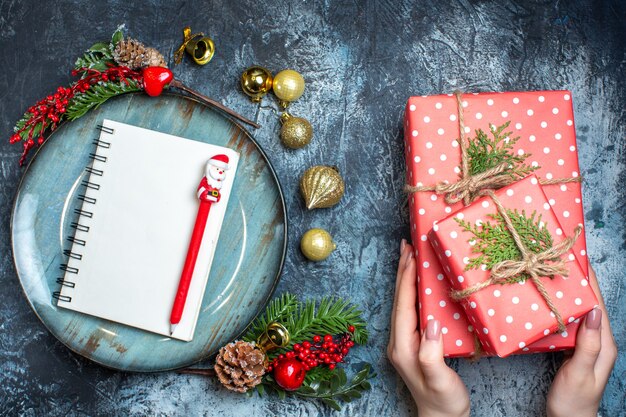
[280,113,313,149]
[299,165,345,210]
[300,228,336,261]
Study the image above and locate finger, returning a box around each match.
[568,307,602,378]
[393,245,419,352]
[586,265,618,376]
[389,239,411,347]
[418,319,454,390]
[395,239,410,292]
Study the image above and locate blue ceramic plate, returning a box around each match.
[11,93,286,372]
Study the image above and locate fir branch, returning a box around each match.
[65,80,141,120]
[285,296,369,347]
[467,121,538,178]
[242,294,368,361]
[456,209,553,283]
[243,293,299,343]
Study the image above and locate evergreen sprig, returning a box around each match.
[456,209,553,283]
[467,121,538,177]
[242,293,373,410]
[256,364,375,411]
[65,79,141,120]
[243,293,299,345]
[243,293,369,360]
[74,27,122,74]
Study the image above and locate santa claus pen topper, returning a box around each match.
[170,154,230,335]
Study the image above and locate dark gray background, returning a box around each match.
[1,1,624,416]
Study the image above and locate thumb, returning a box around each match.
[418,320,451,389]
[568,307,602,376]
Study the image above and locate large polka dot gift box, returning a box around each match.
[404,91,590,357]
[428,175,597,358]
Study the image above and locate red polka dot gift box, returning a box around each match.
[404,90,591,357]
[428,175,597,358]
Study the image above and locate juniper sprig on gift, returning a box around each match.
[455,209,553,283]
[466,121,538,177]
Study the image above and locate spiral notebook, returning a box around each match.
[55,120,239,342]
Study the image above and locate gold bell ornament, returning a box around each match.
[256,321,290,352]
[174,27,215,65]
[280,113,313,149]
[299,165,345,210]
[272,69,305,109]
[240,66,273,102]
[300,228,336,261]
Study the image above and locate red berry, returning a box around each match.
[341,348,349,355]
[303,341,311,349]
[324,334,333,343]
[293,344,301,351]
[329,363,336,370]
[348,325,355,333]
[347,341,355,348]
[273,358,307,391]
[279,354,285,360]
[313,335,321,343]
[286,351,295,359]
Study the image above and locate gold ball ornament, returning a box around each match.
[241,66,273,102]
[300,228,336,261]
[272,69,305,108]
[280,113,313,149]
[299,165,345,210]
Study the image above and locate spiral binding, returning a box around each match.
[53,124,114,303]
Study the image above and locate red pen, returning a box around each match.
[170,154,230,336]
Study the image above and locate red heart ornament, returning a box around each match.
[142,67,174,97]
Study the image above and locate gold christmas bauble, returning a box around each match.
[299,165,345,210]
[280,113,313,149]
[241,66,273,102]
[272,69,305,107]
[300,228,336,261]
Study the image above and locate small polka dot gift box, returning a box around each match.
[404,90,591,357]
[428,175,597,358]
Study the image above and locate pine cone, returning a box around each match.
[113,38,167,69]
[142,47,167,68]
[214,341,266,393]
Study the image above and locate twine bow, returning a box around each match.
[404,91,581,204]
[174,27,206,65]
[450,190,582,333]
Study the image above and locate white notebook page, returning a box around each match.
[57,119,239,341]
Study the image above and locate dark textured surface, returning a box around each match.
[1,1,624,416]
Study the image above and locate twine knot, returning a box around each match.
[526,253,539,270]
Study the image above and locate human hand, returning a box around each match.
[546,265,618,417]
[387,239,470,417]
